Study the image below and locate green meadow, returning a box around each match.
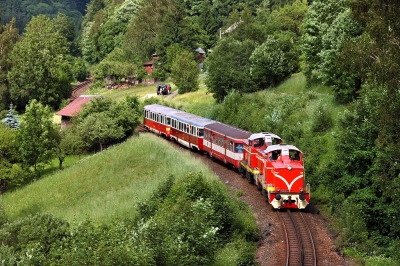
[2,134,217,224]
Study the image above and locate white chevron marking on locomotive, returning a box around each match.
[273,173,303,192]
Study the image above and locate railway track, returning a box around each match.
[279,210,317,266]
[70,79,92,100]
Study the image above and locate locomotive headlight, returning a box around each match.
[299,194,306,201]
[287,165,292,171]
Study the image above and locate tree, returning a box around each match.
[2,103,20,129]
[0,18,20,110]
[301,0,363,103]
[75,96,141,151]
[0,123,22,191]
[171,51,199,94]
[78,112,125,152]
[122,0,173,63]
[53,125,86,170]
[16,99,55,176]
[250,34,300,88]
[8,15,73,109]
[205,38,257,102]
[52,13,78,55]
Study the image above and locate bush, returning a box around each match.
[0,213,69,263]
[310,103,333,133]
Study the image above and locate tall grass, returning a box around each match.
[3,134,217,224]
[84,83,159,102]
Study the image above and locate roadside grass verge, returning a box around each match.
[2,134,218,224]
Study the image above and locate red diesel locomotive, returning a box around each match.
[143,104,310,210]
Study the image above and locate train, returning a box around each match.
[143,104,310,210]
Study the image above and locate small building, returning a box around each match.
[56,95,99,128]
[142,53,159,75]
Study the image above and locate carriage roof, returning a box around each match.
[170,112,215,127]
[205,122,252,139]
[144,104,183,115]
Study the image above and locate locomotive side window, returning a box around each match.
[254,138,264,147]
[272,138,280,145]
[289,150,300,161]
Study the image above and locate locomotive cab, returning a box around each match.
[239,132,282,183]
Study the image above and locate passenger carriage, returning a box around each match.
[203,123,252,168]
[169,112,215,150]
[143,104,182,138]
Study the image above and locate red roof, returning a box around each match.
[56,95,95,117]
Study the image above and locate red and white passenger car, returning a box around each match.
[203,123,252,168]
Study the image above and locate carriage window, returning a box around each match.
[167,117,171,125]
[199,129,204,137]
[191,126,196,135]
[235,144,244,153]
[227,140,233,151]
[216,136,223,146]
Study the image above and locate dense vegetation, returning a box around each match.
[0,0,90,30]
[1,135,258,265]
[1,0,400,264]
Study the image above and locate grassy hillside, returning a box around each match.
[3,134,218,224]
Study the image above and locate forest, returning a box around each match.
[0,0,400,264]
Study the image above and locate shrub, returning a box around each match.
[310,103,333,133]
[0,213,69,263]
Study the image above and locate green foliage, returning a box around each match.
[0,144,258,264]
[205,38,257,102]
[250,34,300,88]
[301,0,363,103]
[78,112,125,151]
[8,15,73,109]
[16,99,57,175]
[93,48,138,85]
[0,18,20,110]
[134,172,258,265]
[71,57,90,82]
[0,0,88,31]
[334,201,369,250]
[171,51,200,93]
[0,213,69,260]
[81,0,143,63]
[310,102,333,133]
[75,96,141,151]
